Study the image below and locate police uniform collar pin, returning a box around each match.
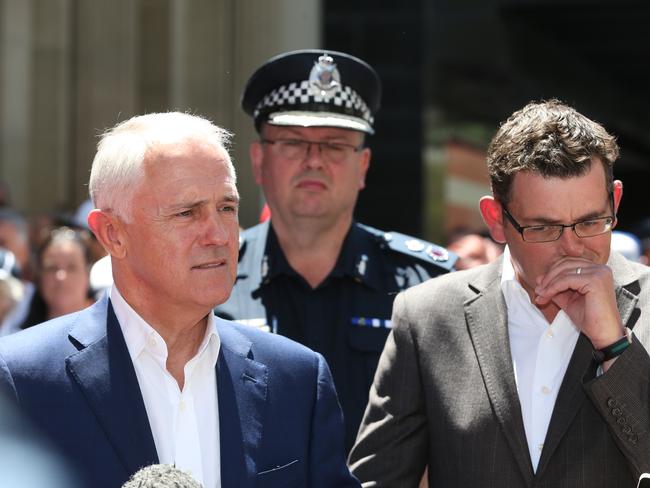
[405,239,425,252]
[309,54,341,98]
[356,254,369,278]
[261,254,270,281]
[425,245,449,262]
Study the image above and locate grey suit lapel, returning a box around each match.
[465,259,535,484]
[536,252,640,475]
[535,333,592,476]
[610,252,641,331]
[66,298,158,474]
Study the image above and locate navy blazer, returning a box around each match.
[0,296,359,488]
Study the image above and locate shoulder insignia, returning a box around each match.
[358,223,457,271]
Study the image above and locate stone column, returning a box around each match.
[72,0,138,207]
[0,0,33,210]
[168,0,321,227]
[1,0,321,223]
[28,0,73,213]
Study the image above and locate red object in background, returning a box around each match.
[260,203,271,222]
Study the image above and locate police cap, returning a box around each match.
[241,49,381,135]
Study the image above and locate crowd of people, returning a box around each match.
[0,208,106,336]
[0,49,648,488]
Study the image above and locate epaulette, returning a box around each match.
[359,224,457,271]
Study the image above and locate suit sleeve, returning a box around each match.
[584,333,650,476]
[309,352,361,488]
[348,291,428,487]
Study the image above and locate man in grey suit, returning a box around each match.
[349,100,650,487]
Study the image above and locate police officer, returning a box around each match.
[216,49,456,451]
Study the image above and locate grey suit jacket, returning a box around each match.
[349,252,650,487]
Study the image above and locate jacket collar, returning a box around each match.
[464,257,534,483]
[216,321,269,487]
[66,295,159,475]
[67,297,273,485]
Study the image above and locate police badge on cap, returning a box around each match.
[241,49,382,134]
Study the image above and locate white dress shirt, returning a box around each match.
[110,286,221,488]
[500,247,579,472]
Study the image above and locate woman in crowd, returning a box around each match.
[20,227,95,329]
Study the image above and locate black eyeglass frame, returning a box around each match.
[260,138,364,159]
[500,194,617,243]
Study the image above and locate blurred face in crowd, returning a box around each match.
[40,237,91,318]
[251,124,370,227]
[0,278,17,322]
[448,234,502,270]
[0,221,29,272]
[117,139,240,315]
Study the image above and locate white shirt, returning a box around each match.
[500,247,579,472]
[110,286,221,488]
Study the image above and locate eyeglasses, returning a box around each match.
[501,206,616,243]
[261,138,363,163]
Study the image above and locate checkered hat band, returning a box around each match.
[254,80,374,125]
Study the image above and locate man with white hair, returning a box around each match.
[0,112,358,488]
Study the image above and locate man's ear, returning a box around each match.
[358,148,371,190]
[250,141,264,185]
[612,179,623,215]
[479,196,507,244]
[87,209,127,259]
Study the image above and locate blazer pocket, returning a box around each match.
[257,459,301,487]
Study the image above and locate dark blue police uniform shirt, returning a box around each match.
[215,220,456,451]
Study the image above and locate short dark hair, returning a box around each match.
[486,99,619,205]
[37,227,92,272]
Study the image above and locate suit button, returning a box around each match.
[607,398,617,408]
[612,407,623,416]
[616,417,626,425]
[622,425,633,435]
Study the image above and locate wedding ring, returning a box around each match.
[576,267,582,275]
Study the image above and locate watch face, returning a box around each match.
[637,474,650,488]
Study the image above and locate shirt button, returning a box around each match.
[179,400,186,411]
[147,336,156,347]
[546,329,554,338]
[541,386,550,395]
[538,443,544,451]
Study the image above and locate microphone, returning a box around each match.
[122,464,203,487]
[637,473,650,488]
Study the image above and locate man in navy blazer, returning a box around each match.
[0,112,358,488]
